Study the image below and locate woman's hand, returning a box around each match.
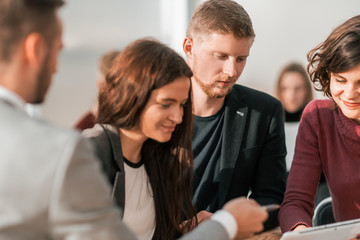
[349,233,360,240]
[179,210,213,234]
[293,224,308,231]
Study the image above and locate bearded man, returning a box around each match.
[183,0,287,231]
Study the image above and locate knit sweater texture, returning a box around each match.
[279,99,360,232]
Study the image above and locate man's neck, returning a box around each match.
[0,60,32,104]
[192,85,225,117]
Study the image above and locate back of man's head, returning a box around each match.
[0,0,64,62]
[187,0,255,41]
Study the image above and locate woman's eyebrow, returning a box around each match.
[332,73,346,79]
[160,98,177,102]
[160,97,188,103]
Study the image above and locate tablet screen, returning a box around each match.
[281,218,360,240]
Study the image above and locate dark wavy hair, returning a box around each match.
[307,15,360,98]
[276,62,313,108]
[97,38,196,239]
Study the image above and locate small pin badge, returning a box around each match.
[236,111,244,116]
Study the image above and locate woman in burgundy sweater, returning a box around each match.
[279,15,360,232]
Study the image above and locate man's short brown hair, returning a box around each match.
[187,0,255,40]
[0,0,64,61]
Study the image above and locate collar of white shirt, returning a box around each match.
[0,85,26,112]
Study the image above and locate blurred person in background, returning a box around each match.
[74,49,120,130]
[276,62,313,123]
[276,62,329,205]
[276,62,313,171]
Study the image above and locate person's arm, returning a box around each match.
[179,210,213,233]
[49,135,136,240]
[293,224,309,231]
[179,197,267,240]
[179,219,229,240]
[249,100,287,230]
[279,101,322,232]
[349,233,360,240]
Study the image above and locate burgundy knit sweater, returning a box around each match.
[279,99,360,232]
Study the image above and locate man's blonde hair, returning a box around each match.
[187,0,255,40]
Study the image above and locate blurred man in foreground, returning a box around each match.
[0,0,267,239]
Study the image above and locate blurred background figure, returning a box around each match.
[73,49,120,130]
[276,62,313,172]
[276,62,313,123]
[277,62,330,207]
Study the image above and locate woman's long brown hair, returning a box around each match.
[97,38,196,239]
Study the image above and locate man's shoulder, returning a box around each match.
[0,101,82,156]
[227,84,281,107]
[82,123,118,143]
[0,103,89,195]
[82,123,106,138]
[24,116,80,145]
[81,124,119,157]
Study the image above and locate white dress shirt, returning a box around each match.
[0,86,26,112]
[211,210,237,239]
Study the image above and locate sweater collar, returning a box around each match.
[335,106,360,150]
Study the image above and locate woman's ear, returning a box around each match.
[23,32,47,67]
[183,37,194,60]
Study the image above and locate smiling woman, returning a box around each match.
[279,15,360,233]
[82,38,196,240]
[330,64,360,123]
[139,76,190,142]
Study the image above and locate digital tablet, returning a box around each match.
[280,218,360,240]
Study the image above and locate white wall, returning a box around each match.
[42,0,164,127]
[41,0,360,128]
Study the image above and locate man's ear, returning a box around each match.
[23,33,47,67]
[183,37,194,60]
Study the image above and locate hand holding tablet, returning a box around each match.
[280,218,360,240]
